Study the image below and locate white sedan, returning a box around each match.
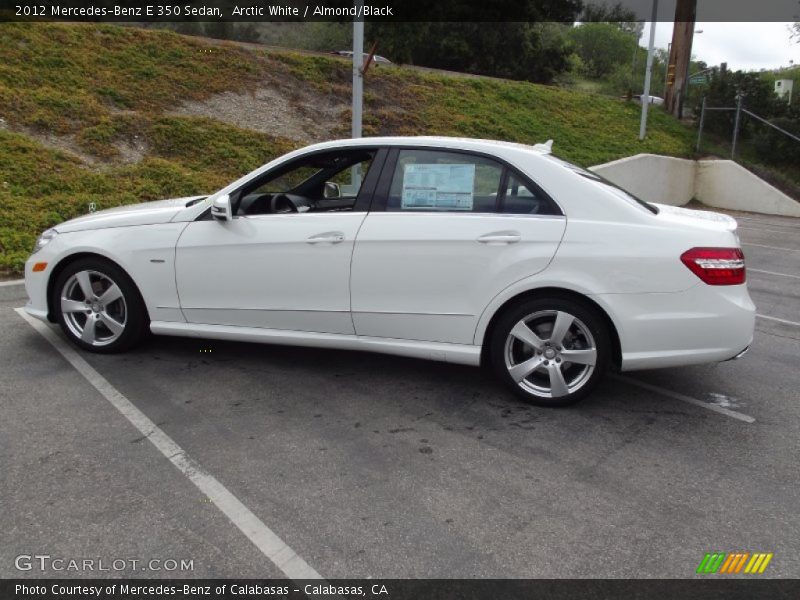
[24,137,755,406]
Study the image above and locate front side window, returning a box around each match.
[234,149,375,216]
[386,150,503,213]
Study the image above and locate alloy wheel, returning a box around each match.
[503,310,597,398]
[60,270,128,347]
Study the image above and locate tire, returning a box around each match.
[52,257,148,353]
[489,295,611,407]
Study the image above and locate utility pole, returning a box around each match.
[664,0,697,118]
[639,0,658,140]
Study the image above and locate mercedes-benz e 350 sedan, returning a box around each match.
[24,137,755,406]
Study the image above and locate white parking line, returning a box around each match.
[757,313,800,328]
[612,375,755,423]
[0,279,24,287]
[739,225,799,235]
[749,268,800,281]
[14,308,323,582]
[742,242,800,252]
[736,216,797,226]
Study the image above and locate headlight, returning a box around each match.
[33,228,58,253]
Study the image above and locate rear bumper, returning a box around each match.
[594,283,756,372]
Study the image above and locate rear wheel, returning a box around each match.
[53,258,147,353]
[489,296,610,407]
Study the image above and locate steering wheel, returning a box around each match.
[270,193,299,214]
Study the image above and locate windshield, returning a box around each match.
[545,155,658,214]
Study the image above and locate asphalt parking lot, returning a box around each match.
[1,211,798,580]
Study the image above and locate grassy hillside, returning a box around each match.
[0,23,695,275]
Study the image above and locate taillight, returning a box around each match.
[680,247,746,285]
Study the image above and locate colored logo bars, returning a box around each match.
[697,552,773,574]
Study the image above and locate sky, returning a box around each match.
[639,22,799,71]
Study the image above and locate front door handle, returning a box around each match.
[477,231,521,245]
[307,231,345,244]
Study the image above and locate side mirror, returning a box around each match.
[211,194,232,221]
[324,181,341,199]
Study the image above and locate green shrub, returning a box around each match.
[752,117,800,166]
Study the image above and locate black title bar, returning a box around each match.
[1,0,799,22]
[3,579,800,600]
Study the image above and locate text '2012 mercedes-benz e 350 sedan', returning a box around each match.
[24,137,755,406]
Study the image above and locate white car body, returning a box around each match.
[24,136,754,385]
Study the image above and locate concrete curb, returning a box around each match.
[0,280,27,302]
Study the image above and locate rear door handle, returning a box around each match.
[477,231,521,245]
[307,231,345,244]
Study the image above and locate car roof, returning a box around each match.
[209,136,557,207]
[298,136,553,157]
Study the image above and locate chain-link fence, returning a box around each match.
[696,95,800,164]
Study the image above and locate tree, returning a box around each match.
[568,22,638,79]
[752,115,800,166]
[368,22,576,84]
[696,70,786,138]
[580,1,644,38]
[367,1,582,84]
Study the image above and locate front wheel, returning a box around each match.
[489,296,611,407]
[53,258,148,353]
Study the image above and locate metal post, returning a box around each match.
[639,0,659,141]
[351,3,364,190]
[696,96,706,153]
[731,94,742,159]
[352,4,364,140]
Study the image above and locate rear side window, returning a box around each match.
[386,150,503,213]
[500,171,561,216]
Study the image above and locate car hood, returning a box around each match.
[54,196,206,233]
[651,203,738,232]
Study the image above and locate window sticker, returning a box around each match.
[401,163,475,211]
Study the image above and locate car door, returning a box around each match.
[175,148,383,335]
[350,147,567,345]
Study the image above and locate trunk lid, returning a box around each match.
[651,203,738,233]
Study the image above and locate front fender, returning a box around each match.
[33,223,188,324]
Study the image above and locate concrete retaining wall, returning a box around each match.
[590,154,800,217]
[590,154,696,206]
[695,160,800,217]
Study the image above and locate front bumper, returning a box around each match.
[24,302,49,322]
[24,250,56,323]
